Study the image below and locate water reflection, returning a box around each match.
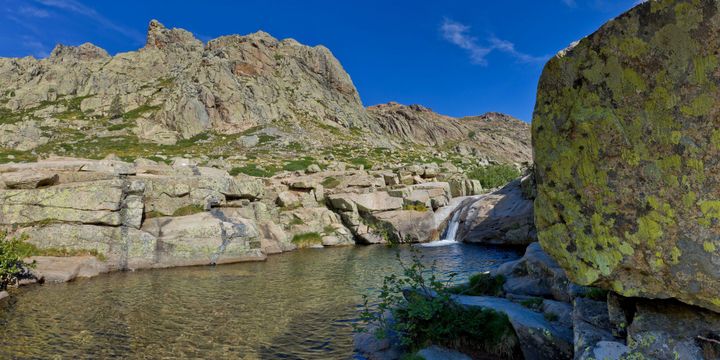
[0,244,521,359]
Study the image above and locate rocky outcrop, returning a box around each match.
[493,242,572,302]
[532,0,720,313]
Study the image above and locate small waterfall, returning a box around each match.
[420,209,462,247]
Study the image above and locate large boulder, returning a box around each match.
[533,0,720,312]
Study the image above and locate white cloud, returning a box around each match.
[18,6,51,18]
[34,0,143,43]
[440,18,491,65]
[440,18,548,65]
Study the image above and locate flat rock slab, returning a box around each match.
[454,295,573,360]
[30,256,109,283]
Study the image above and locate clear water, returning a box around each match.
[0,244,521,359]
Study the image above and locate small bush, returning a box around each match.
[467,164,520,189]
[291,232,323,247]
[449,272,505,296]
[468,131,476,139]
[172,204,205,217]
[359,251,520,358]
[0,232,36,290]
[321,176,341,189]
[122,104,161,120]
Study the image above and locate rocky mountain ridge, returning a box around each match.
[0,20,530,170]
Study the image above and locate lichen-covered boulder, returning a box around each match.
[533,0,720,312]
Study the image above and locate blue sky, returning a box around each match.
[0,0,642,121]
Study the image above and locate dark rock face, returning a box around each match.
[457,178,535,246]
[532,0,720,312]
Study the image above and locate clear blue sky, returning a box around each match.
[0,0,641,121]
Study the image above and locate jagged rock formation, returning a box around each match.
[0,20,530,171]
[368,102,531,165]
[533,0,720,313]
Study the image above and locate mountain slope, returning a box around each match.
[0,20,530,170]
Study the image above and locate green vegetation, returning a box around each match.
[123,104,161,120]
[144,210,166,219]
[0,232,35,291]
[449,272,505,297]
[230,163,278,178]
[291,232,323,247]
[358,251,520,358]
[321,176,341,189]
[350,156,373,169]
[467,164,521,189]
[403,203,429,212]
[289,217,304,226]
[519,297,544,310]
[582,287,609,301]
[468,131,476,140]
[544,312,559,322]
[283,157,315,172]
[172,204,205,217]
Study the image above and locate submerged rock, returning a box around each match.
[532,0,720,312]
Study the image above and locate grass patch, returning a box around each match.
[229,163,278,178]
[291,232,323,247]
[171,204,205,217]
[321,176,341,189]
[467,164,521,189]
[349,156,373,169]
[449,273,505,296]
[107,123,131,131]
[544,312,559,322]
[289,217,304,226]
[122,104,161,120]
[283,157,315,172]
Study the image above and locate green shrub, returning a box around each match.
[291,232,323,247]
[467,164,520,189]
[468,131,476,139]
[449,272,505,296]
[0,232,36,290]
[359,251,520,358]
[321,176,341,189]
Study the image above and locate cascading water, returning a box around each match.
[420,209,462,247]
